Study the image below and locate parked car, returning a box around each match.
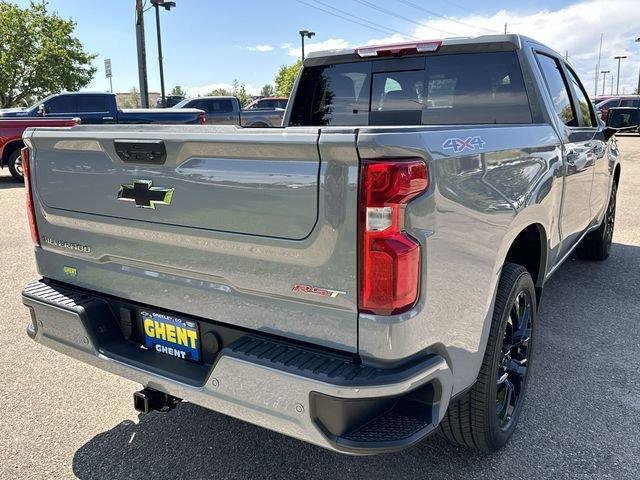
[173,96,284,127]
[155,95,186,108]
[0,92,205,125]
[244,96,288,110]
[0,118,79,181]
[595,95,640,121]
[21,34,622,455]
[606,106,640,133]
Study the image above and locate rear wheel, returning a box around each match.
[576,181,617,261]
[7,148,24,182]
[439,263,535,452]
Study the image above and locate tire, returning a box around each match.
[439,263,536,452]
[576,181,617,261]
[7,148,24,182]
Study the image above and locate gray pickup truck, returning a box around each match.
[173,95,284,127]
[21,35,624,455]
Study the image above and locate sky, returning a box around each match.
[15,0,640,97]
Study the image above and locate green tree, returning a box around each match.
[274,60,302,97]
[0,1,97,108]
[120,86,139,108]
[260,84,275,97]
[207,87,232,96]
[170,85,186,97]
[232,79,252,107]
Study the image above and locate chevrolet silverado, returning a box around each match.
[21,35,624,455]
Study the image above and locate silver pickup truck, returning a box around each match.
[173,95,285,127]
[21,35,624,455]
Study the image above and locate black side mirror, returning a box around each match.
[604,107,639,140]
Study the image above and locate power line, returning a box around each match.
[296,0,416,39]
[353,0,460,37]
[397,0,501,34]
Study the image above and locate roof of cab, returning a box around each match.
[303,34,540,67]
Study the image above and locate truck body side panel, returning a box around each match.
[356,124,563,392]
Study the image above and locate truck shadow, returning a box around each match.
[71,242,640,480]
[0,174,23,190]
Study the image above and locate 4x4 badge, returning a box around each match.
[118,179,174,209]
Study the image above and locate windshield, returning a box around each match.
[172,98,192,108]
[27,94,56,111]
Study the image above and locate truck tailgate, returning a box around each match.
[26,125,360,352]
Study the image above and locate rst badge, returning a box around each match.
[442,136,486,154]
[292,284,346,299]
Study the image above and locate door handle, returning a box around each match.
[566,150,578,166]
[102,116,115,121]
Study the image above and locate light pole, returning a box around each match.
[151,0,176,107]
[299,30,315,61]
[614,55,627,95]
[601,70,610,96]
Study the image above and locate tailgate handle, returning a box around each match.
[114,140,166,165]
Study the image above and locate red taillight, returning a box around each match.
[355,40,441,58]
[21,147,40,246]
[358,159,428,315]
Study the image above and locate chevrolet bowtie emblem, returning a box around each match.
[117,180,174,209]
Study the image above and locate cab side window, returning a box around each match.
[566,67,597,127]
[535,53,576,127]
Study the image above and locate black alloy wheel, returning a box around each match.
[496,289,532,429]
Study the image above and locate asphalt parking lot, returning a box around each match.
[1,136,639,480]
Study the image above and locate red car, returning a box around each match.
[596,95,640,121]
[0,117,78,181]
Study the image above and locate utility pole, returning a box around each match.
[614,56,627,95]
[504,23,507,34]
[299,30,315,61]
[151,1,176,107]
[595,33,603,97]
[135,0,149,108]
[601,70,610,96]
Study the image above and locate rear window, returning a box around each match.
[289,51,531,126]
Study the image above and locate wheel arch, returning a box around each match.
[1,139,24,167]
[503,222,548,305]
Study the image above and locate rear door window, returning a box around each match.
[535,53,576,126]
[566,67,597,127]
[620,99,640,107]
[207,99,233,113]
[77,95,109,113]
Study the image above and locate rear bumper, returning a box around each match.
[23,279,453,454]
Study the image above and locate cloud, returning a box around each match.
[285,0,639,94]
[246,44,274,52]
[184,83,261,97]
[410,0,640,95]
